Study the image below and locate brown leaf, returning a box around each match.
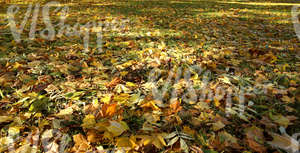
[105,77,121,88]
[87,130,101,143]
[245,126,266,153]
[72,134,91,152]
[246,139,266,153]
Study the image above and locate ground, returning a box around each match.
[0,0,299,152]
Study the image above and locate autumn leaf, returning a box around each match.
[87,130,101,143]
[106,121,129,137]
[138,134,167,149]
[116,136,136,148]
[1,0,299,152]
[72,134,91,152]
[268,133,299,153]
[106,77,121,88]
[101,103,117,117]
[170,100,182,114]
[212,121,225,131]
[55,107,73,118]
[141,100,160,111]
[271,114,290,128]
[101,94,112,104]
[81,114,96,129]
[0,116,13,124]
[245,126,266,153]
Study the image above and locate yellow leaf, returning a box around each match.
[138,134,166,149]
[141,100,160,110]
[120,71,128,76]
[214,99,221,107]
[81,114,96,129]
[272,115,290,128]
[183,126,196,136]
[219,76,231,84]
[157,134,167,146]
[116,136,136,148]
[55,107,73,117]
[194,102,210,110]
[101,103,117,117]
[126,82,136,87]
[72,134,90,152]
[13,62,22,69]
[8,126,23,136]
[92,98,99,107]
[114,84,131,93]
[116,137,132,148]
[113,93,130,105]
[142,136,152,146]
[289,80,297,86]
[153,137,164,149]
[0,116,13,123]
[212,121,225,131]
[224,50,232,56]
[103,131,114,140]
[94,121,110,132]
[281,96,295,103]
[101,94,112,104]
[106,121,129,137]
[0,137,9,152]
[15,143,32,153]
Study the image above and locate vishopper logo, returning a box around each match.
[291,133,300,153]
[7,1,129,53]
[292,5,300,41]
[145,65,270,119]
[5,128,71,152]
[268,127,300,153]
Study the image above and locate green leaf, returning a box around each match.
[29,96,49,112]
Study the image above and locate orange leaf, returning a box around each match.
[170,100,182,113]
[72,134,90,152]
[105,77,121,88]
[101,103,117,117]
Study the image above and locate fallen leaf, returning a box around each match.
[271,115,290,128]
[245,126,266,153]
[72,134,90,152]
[81,114,96,129]
[268,133,299,153]
[0,116,13,123]
[101,103,117,117]
[212,121,225,131]
[106,121,129,137]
